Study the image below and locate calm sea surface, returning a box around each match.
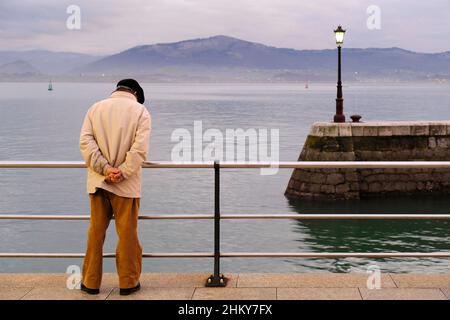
[1,82,450,273]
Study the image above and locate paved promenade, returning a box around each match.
[1,273,450,300]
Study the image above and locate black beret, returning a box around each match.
[116,79,145,104]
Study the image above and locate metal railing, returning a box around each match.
[1,160,450,286]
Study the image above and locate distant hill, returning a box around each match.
[0,60,39,75]
[0,50,100,75]
[76,36,450,81]
[1,36,450,81]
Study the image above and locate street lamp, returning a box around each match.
[333,25,346,123]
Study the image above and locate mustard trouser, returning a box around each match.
[82,188,142,289]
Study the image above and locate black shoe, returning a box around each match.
[120,283,141,296]
[80,283,100,295]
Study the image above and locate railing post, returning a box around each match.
[206,160,227,287]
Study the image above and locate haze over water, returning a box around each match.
[1,82,450,273]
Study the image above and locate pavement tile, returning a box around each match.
[139,273,238,288]
[237,273,396,288]
[97,273,119,287]
[107,287,195,300]
[439,288,450,300]
[193,288,276,300]
[390,273,450,288]
[277,288,361,300]
[0,273,74,288]
[0,287,33,300]
[360,288,447,300]
[21,286,113,300]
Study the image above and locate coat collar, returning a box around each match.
[110,90,137,101]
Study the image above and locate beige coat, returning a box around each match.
[79,91,151,198]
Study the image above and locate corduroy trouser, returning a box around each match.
[82,188,142,289]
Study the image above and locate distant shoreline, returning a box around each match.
[0,77,448,85]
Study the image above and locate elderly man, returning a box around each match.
[79,79,151,296]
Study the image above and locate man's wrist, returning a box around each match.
[103,163,112,176]
[118,165,128,179]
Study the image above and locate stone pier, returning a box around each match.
[285,121,450,200]
[1,273,450,300]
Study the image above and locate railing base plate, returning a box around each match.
[205,274,228,287]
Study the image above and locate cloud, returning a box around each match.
[0,0,448,54]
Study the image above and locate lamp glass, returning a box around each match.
[334,26,345,46]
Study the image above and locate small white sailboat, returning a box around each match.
[48,80,53,91]
[305,80,309,89]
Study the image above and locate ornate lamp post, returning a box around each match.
[333,25,346,123]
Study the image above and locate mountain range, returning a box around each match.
[1,35,449,82]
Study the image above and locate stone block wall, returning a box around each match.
[285,121,450,200]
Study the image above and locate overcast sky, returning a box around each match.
[0,0,449,55]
